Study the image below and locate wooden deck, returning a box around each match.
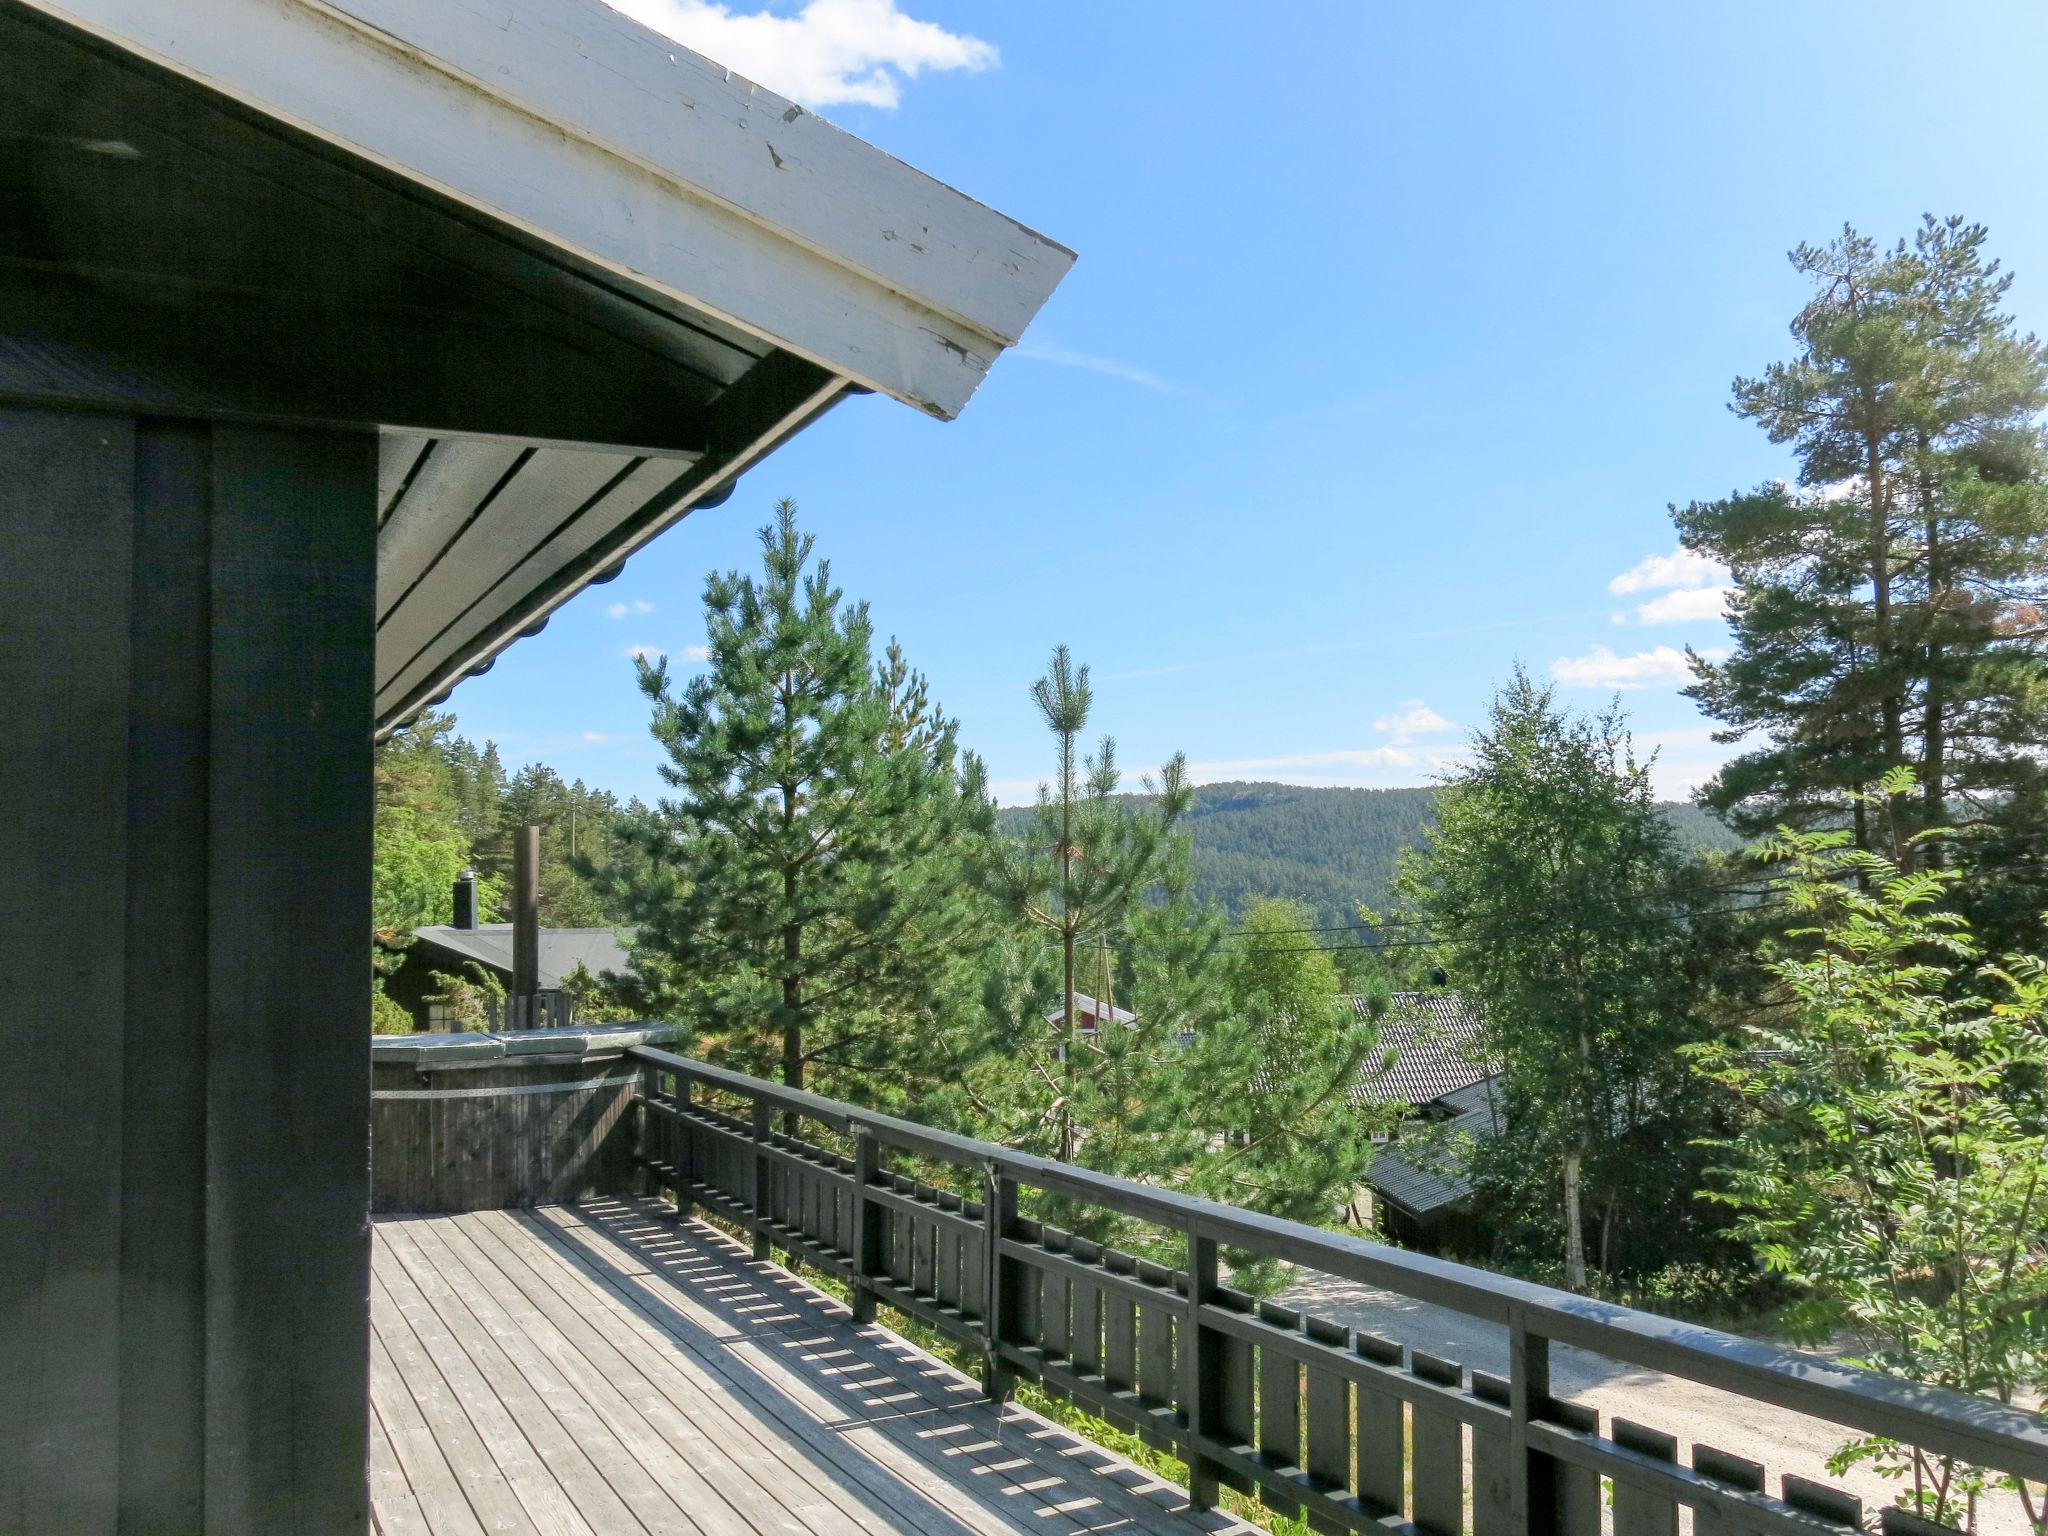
[369,1199,1263,1536]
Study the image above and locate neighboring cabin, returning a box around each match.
[1044,992,1138,1035]
[381,870,634,1031]
[1348,990,1501,1256]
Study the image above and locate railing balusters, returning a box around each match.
[849,1121,878,1323]
[1183,1227,1222,1509]
[1409,1349,1465,1536]
[1692,1444,1764,1536]
[1611,1419,1679,1536]
[1256,1299,1304,1519]
[626,1046,2048,1536]
[1302,1316,1353,1534]
[1354,1332,1405,1517]
[1471,1370,1515,1536]
[1136,1257,1177,1444]
[1546,1400,1603,1534]
[675,1075,694,1218]
[748,1094,771,1261]
[982,1163,1017,1400]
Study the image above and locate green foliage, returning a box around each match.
[425,963,506,1033]
[373,713,492,943]
[1689,773,2048,1530]
[1395,668,1733,1289]
[559,961,637,1026]
[370,983,414,1036]
[974,645,1193,1161]
[1678,217,2048,951]
[1175,897,1390,1287]
[588,501,998,1112]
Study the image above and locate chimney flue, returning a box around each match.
[510,826,541,1026]
[451,868,479,931]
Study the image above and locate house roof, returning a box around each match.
[1347,991,1496,1109]
[1045,993,1138,1028]
[1365,1075,1502,1218]
[409,924,633,994]
[10,0,1071,734]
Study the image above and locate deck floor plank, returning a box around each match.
[481,1212,1040,1536]
[417,1215,808,1536]
[375,1234,618,1536]
[370,1331,491,1536]
[369,1204,1261,1536]
[444,1212,916,1536]
[368,1400,436,1536]
[522,1201,1247,1536]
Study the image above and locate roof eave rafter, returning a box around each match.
[20,0,1075,420]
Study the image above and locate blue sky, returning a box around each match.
[449,0,2048,806]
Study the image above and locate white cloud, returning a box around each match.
[623,643,713,663]
[1012,338,1195,397]
[1550,643,1724,690]
[602,0,996,108]
[582,731,609,743]
[1629,585,1735,626]
[606,599,654,619]
[1372,700,1456,744]
[1608,548,1728,596]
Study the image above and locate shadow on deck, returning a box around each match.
[369,1197,1263,1536]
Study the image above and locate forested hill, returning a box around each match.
[997,781,1742,925]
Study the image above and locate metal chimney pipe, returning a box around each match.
[451,867,479,931]
[510,825,540,1026]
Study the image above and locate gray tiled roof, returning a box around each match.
[408,924,634,992]
[1347,991,1495,1109]
[1365,1075,1501,1217]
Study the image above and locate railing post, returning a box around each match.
[849,1122,879,1324]
[981,1162,1018,1402]
[1182,1225,1222,1510]
[633,1059,655,1200]
[1508,1304,1557,1536]
[675,1074,695,1221]
[749,1093,772,1262]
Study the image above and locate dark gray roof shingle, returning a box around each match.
[1365,1075,1501,1216]
[1347,991,1495,1109]
[408,924,633,992]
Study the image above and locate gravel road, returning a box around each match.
[1278,1271,2034,1536]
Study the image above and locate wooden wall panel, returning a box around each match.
[0,406,136,1535]
[0,407,375,1535]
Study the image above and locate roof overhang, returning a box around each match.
[2,0,1073,730]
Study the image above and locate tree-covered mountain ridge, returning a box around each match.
[998,781,1742,926]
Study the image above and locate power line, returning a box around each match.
[1233,896,1789,956]
[1221,869,1788,940]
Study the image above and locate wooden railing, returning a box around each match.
[630,1046,2048,1536]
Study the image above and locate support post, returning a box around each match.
[981,1163,1019,1401]
[750,1095,772,1261]
[509,824,540,1028]
[849,1123,880,1323]
[1508,1305,1558,1536]
[1182,1226,1222,1510]
[0,409,375,1532]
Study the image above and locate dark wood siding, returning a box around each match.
[0,406,375,1535]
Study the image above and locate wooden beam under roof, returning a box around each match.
[17,0,1076,420]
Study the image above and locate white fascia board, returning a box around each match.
[26,0,1075,419]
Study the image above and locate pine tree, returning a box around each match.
[977,645,1192,1160]
[1677,218,2048,939]
[1176,897,1389,1282]
[592,500,994,1105]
